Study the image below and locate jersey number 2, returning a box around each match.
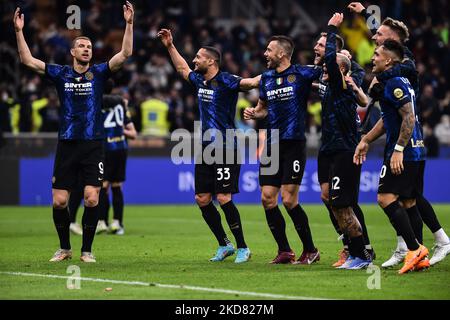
[332,176,340,190]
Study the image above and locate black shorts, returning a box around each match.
[195,147,241,195]
[52,140,104,190]
[318,152,361,207]
[378,160,425,199]
[104,149,128,182]
[259,140,306,187]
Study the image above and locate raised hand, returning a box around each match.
[13,7,24,32]
[123,1,134,24]
[328,13,344,27]
[157,29,174,48]
[347,2,365,13]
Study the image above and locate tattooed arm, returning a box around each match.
[391,102,415,175]
[397,102,415,147]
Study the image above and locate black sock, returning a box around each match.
[98,187,109,223]
[53,207,71,250]
[416,195,441,233]
[286,204,315,252]
[325,203,349,247]
[382,201,419,251]
[200,202,230,247]
[406,205,423,244]
[348,235,371,260]
[220,201,247,248]
[68,187,83,223]
[352,204,371,247]
[111,186,124,225]
[265,206,291,252]
[81,205,100,253]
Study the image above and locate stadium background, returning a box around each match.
[0,0,449,205]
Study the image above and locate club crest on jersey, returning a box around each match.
[394,88,404,99]
[287,75,296,83]
[85,72,94,81]
[276,78,283,86]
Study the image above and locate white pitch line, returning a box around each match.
[0,271,330,300]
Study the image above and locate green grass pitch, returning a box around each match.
[0,204,449,300]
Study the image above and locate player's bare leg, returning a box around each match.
[332,206,371,269]
[50,189,72,262]
[281,184,319,265]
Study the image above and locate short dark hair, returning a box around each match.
[72,36,92,48]
[382,18,409,43]
[201,46,222,65]
[382,39,405,61]
[268,35,295,59]
[320,32,345,51]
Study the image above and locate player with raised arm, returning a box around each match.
[66,81,137,236]
[354,40,429,274]
[13,2,134,262]
[158,28,260,263]
[244,36,321,265]
[349,1,450,267]
[318,13,372,269]
[312,21,375,267]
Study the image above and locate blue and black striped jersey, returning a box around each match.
[380,76,425,161]
[102,94,131,152]
[259,64,320,143]
[45,62,111,140]
[189,71,241,147]
[319,26,360,155]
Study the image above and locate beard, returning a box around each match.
[194,65,208,74]
[267,59,280,70]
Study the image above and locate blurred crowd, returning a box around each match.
[1,0,449,156]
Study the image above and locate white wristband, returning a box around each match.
[394,144,404,152]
